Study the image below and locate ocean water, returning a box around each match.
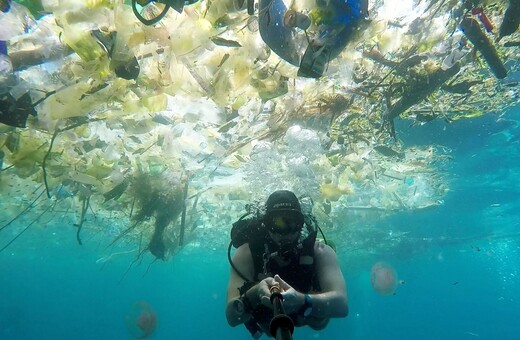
[1,1,520,339]
[1,106,519,340]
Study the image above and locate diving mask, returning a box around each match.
[267,214,304,235]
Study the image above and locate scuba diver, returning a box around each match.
[226,190,348,338]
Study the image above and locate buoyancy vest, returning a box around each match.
[246,235,320,336]
[248,231,320,292]
[230,214,321,337]
[230,214,320,291]
[232,216,320,338]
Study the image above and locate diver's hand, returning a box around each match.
[274,274,305,315]
[247,277,277,309]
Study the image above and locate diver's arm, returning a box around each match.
[225,244,257,326]
[307,241,348,319]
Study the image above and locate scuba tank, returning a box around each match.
[230,213,266,249]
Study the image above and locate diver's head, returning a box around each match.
[264,190,304,247]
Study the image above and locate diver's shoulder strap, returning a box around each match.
[248,238,268,280]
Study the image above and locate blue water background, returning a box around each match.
[1,106,520,339]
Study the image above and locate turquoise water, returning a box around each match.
[1,107,519,339]
[2,1,520,338]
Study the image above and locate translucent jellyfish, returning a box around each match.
[126,301,157,339]
[370,262,398,295]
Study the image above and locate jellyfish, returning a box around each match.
[126,301,157,339]
[370,262,398,296]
